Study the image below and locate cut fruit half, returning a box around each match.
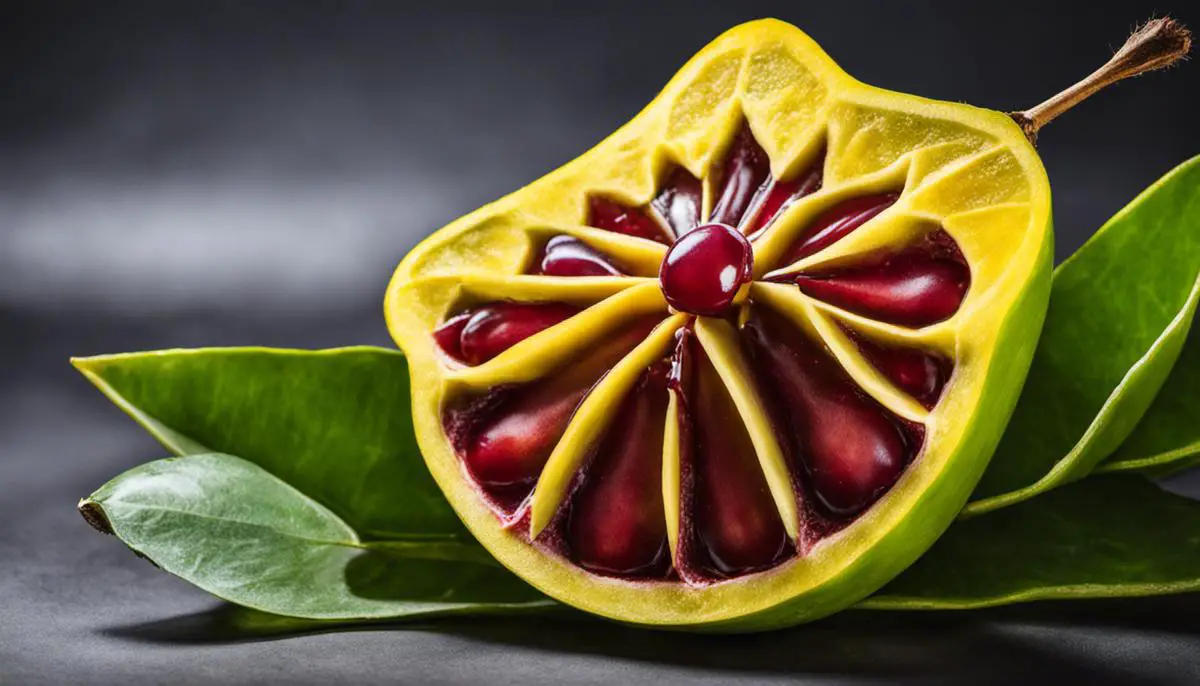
[386,19,1053,630]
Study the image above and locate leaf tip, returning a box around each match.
[78,498,114,535]
[69,356,98,374]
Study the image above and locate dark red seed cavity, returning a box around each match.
[659,223,753,316]
[447,316,660,505]
[847,328,950,409]
[432,311,472,363]
[743,160,824,240]
[685,336,790,576]
[566,365,670,578]
[651,167,703,238]
[779,193,899,265]
[535,235,625,277]
[434,302,580,366]
[458,376,590,490]
[791,254,969,328]
[588,197,670,244]
[710,125,772,228]
[743,308,914,518]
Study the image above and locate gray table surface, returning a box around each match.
[4,2,1200,683]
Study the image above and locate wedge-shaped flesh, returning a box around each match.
[386,19,1051,630]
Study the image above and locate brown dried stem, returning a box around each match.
[1012,17,1191,143]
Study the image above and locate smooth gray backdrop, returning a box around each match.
[3,1,1199,683]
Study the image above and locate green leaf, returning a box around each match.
[80,453,553,620]
[967,155,1200,514]
[78,342,1200,621]
[72,347,462,540]
[85,452,1200,621]
[1097,321,1200,476]
[865,474,1200,609]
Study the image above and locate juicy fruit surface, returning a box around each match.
[566,365,672,576]
[659,223,753,316]
[386,19,1051,629]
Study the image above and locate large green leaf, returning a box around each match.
[79,453,552,620]
[866,474,1200,609]
[83,452,1200,622]
[1097,319,1200,475]
[967,156,1200,514]
[73,347,462,540]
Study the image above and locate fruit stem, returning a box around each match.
[1011,17,1191,143]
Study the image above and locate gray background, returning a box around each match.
[3,1,1200,683]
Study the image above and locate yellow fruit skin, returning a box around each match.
[385,18,1052,631]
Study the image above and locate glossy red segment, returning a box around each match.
[458,374,589,489]
[587,197,670,244]
[448,317,660,494]
[684,334,789,576]
[790,252,970,328]
[651,167,703,238]
[743,308,914,517]
[659,223,753,316]
[743,162,823,239]
[432,302,580,366]
[535,235,625,277]
[710,125,771,228]
[847,328,950,408]
[779,193,899,265]
[432,311,472,363]
[567,365,670,577]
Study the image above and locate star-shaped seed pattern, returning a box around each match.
[433,124,970,582]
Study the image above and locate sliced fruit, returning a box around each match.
[386,19,1053,630]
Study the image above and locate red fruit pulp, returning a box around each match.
[742,163,824,240]
[458,378,589,490]
[535,235,625,277]
[847,328,950,408]
[432,311,472,363]
[651,168,703,237]
[779,193,898,265]
[742,308,914,517]
[433,302,580,366]
[790,253,969,328]
[659,223,753,316]
[682,332,790,576]
[588,197,670,244]
[566,365,671,577]
[710,125,771,227]
[447,316,661,501]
